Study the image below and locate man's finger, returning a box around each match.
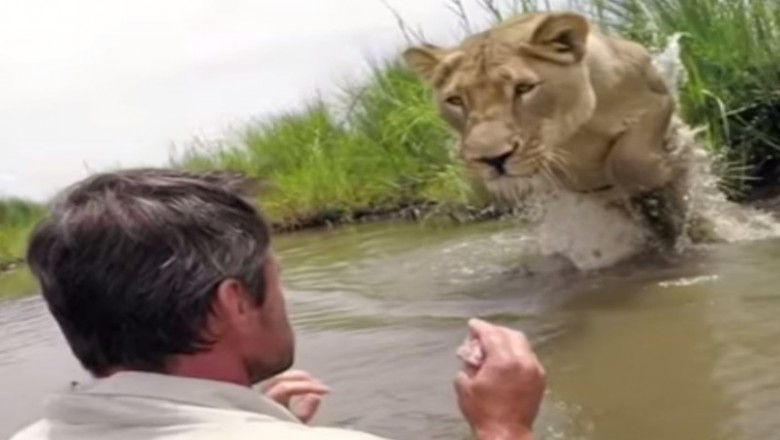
[272,370,316,382]
[453,371,472,400]
[292,394,323,424]
[265,381,330,406]
[468,318,513,363]
[503,327,534,360]
[261,370,317,391]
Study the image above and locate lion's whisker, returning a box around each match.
[548,153,575,184]
[541,162,560,190]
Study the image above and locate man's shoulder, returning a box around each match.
[306,425,391,440]
[8,420,49,440]
[7,416,392,440]
[225,420,392,440]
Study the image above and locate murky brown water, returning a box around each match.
[2,219,780,440]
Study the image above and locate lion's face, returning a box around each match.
[403,13,597,186]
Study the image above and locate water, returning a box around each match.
[2,219,780,440]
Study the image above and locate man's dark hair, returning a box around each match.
[26,168,272,376]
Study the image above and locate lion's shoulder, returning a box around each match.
[584,29,668,96]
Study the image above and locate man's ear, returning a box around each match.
[528,12,589,64]
[214,278,254,329]
[402,44,449,82]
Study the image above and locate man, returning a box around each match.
[11,168,546,440]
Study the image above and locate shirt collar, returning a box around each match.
[62,370,301,423]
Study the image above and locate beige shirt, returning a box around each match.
[11,371,391,440]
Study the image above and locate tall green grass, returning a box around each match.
[584,0,780,197]
[0,198,44,268]
[174,62,488,229]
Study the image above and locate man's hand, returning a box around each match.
[454,319,546,440]
[261,370,330,424]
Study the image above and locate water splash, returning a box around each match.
[652,32,687,102]
[652,33,780,244]
[500,33,780,272]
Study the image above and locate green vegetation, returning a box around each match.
[0,198,44,270]
[173,62,491,230]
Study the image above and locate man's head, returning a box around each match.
[26,168,293,384]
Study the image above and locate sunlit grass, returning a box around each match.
[173,61,488,229]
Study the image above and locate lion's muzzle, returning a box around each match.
[461,121,524,176]
[475,143,519,175]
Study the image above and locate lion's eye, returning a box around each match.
[515,82,537,96]
[445,96,464,107]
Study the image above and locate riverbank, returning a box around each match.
[0,195,518,275]
[0,195,515,273]
[4,0,780,268]
[0,199,44,273]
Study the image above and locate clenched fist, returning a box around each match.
[454,319,546,440]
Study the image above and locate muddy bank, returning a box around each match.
[268,200,518,233]
[0,201,518,274]
[0,260,23,275]
[4,186,780,275]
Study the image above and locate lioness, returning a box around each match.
[403,11,688,253]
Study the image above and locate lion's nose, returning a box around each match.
[478,150,513,175]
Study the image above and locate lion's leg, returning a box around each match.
[628,186,687,249]
[605,96,676,195]
[606,96,689,248]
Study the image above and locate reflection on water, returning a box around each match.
[1,219,780,439]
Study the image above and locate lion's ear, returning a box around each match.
[529,13,589,63]
[402,44,449,82]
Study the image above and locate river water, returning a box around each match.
[1,219,780,440]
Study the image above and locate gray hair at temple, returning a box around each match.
[26,168,272,376]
